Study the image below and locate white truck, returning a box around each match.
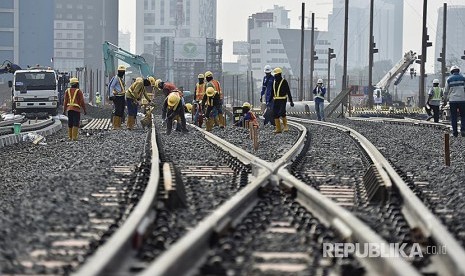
[8,68,59,115]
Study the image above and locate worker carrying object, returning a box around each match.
[205,71,224,128]
[162,91,188,135]
[108,65,126,129]
[63,77,87,141]
[156,79,178,97]
[201,87,221,131]
[261,65,275,126]
[272,67,294,133]
[95,92,101,107]
[426,79,443,123]
[235,102,259,128]
[313,79,326,121]
[443,65,465,137]
[125,76,155,130]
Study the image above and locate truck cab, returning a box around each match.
[8,69,59,115]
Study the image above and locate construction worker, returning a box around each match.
[95,92,101,107]
[63,77,87,141]
[162,91,188,135]
[235,102,259,128]
[272,68,294,133]
[195,74,206,102]
[443,65,465,137]
[192,101,203,127]
[427,79,443,123]
[205,71,224,128]
[313,79,326,121]
[202,87,221,131]
[125,76,155,130]
[108,65,126,129]
[261,65,275,126]
[155,79,178,97]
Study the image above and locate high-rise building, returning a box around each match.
[329,0,401,70]
[0,0,17,69]
[53,0,118,72]
[118,30,131,53]
[434,5,465,74]
[136,0,217,55]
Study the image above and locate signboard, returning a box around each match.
[233,41,250,55]
[174,38,206,62]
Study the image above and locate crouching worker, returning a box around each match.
[202,87,221,131]
[63,77,87,141]
[125,76,155,130]
[235,102,259,128]
[162,91,188,135]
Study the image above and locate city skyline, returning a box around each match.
[119,0,464,73]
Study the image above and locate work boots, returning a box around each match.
[218,113,225,128]
[68,127,73,140]
[127,116,135,130]
[206,118,214,131]
[274,118,282,134]
[282,117,289,132]
[112,116,121,130]
[72,127,79,141]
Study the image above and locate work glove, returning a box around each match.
[290,102,294,107]
[260,96,263,103]
[161,119,166,127]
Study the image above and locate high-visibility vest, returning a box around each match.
[273,79,287,100]
[207,80,222,99]
[196,83,206,101]
[431,87,442,101]
[66,88,81,108]
[95,95,101,104]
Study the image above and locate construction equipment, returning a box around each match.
[0,60,21,75]
[103,41,153,78]
[325,50,417,118]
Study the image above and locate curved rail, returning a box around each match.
[0,117,53,135]
[289,116,465,276]
[74,122,161,276]
[140,123,417,276]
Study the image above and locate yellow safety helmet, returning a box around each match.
[167,92,180,107]
[205,71,213,78]
[242,102,251,108]
[135,77,143,82]
[185,103,193,112]
[273,67,282,75]
[206,87,215,97]
[70,77,79,84]
[198,73,205,79]
[148,76,156,86]
[155,79,162,89]
[118,65,126,71]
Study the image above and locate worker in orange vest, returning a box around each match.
[205,71,224,128]
[155,79,178,97]
[63,77,87,141]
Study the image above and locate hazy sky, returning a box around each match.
[119,0,462,72]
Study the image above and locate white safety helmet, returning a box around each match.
[317,79,323,84]
[432,79,440,84]
[450,65,460,73]
[264,65,272,73]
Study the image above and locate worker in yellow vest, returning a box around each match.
[95,92,101,107]
[63,77,87,140]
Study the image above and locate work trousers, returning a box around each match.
[449,102,465,136]
[67,110,80,128]
[430,104,440,123]
[273,99,287,118]
[112,96,125,117]
[126,98,138,116]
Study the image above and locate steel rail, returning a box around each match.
[288,116,465,276]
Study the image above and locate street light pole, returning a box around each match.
[327,48,336,102]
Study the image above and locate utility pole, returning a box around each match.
[327,48,336,101]
[368,0,378,109]
[310,13,316,101]
[342,0,349,116]
[299,3,305,101]
[419,0,432,108]
[439,3,447,87]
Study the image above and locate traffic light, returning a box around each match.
[437,52,444,62]
[415,55,422,64]
[313,50,318,61]
[410,67,415,78]
[372,42,378,54]
[426,35,433,47]
[328,48,336,59]
[461,50,465,60]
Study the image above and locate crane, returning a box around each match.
[102,41,153,78]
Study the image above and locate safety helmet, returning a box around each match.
[96,92,100,95]
[206,87,215,97]
[167,92,180,107]
[70,77,79,84]
[317,79,323,84]
[205,71,213,78]
[198,73,205,79]
[148,76,156,86]
[155,79,162,89]
[185,103,193,112]
[450,65,460,73]
[135,77,143,82]
[264,65,272,73]
[273,67,282,75]
[433,79,440,84]
[242,102,251,108]
[117,65,126,71]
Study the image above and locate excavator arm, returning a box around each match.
[374,50,417,92]
[102,41,153,77]
[0,60,21,74]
